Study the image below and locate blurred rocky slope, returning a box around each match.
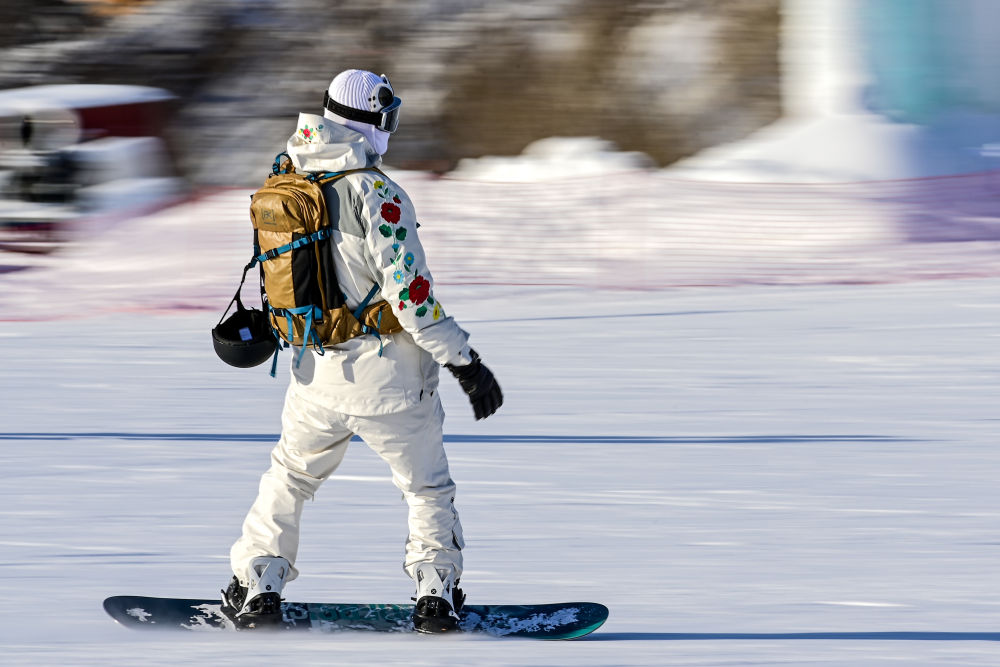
[3,0,780,184]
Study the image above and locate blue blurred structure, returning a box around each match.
[670,0,1000,182]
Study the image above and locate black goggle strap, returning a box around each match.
[322,91,400,132]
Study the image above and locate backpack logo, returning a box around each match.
[259,208,276,228]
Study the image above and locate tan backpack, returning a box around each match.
[239,153,402,373]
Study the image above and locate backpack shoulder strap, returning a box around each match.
[272,152,295,175]
[311,166,386,184]
[353,283,382,320]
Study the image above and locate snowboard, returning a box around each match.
[103,595,608,640]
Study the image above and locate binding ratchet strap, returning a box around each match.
[256,229,333,263]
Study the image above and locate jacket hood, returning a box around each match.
[286,112,382,172]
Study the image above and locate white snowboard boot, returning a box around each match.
[221,556,289,628]
[412,563,465,633]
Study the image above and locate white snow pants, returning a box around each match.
[230,389,464,586]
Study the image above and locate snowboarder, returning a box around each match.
[221,69,503,633]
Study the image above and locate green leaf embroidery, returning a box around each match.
[378,224,393,237]
[415,306,428,317]
[394,227,407,241]
[399,288,410,301]
[428,297,435,305]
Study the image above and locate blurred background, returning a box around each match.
[4,5,1000,664]
[0,0,999,304]
[0,0,783,181]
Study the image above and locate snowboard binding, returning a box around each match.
[413,593,464,633]
[220,576,283,629]
[220,557,290,629]
[411,563,465,634]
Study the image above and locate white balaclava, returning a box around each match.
[324,69,393,155]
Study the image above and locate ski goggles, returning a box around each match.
[323,74,402,134]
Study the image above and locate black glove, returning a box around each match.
[445,349,503,420]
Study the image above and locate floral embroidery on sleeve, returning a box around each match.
[381,202,401,223]
[397,276,439,318]
[374,180,407,241]
[392,251,440,318]
[371,178,445,322]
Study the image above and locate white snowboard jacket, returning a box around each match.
[281,113,472,415]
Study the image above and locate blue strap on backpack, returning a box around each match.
[354,284,386,357]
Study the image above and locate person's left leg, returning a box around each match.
[347,395,465,629]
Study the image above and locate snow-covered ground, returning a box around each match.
[2,159,1000,318]
[3,272,1000,664]
[2,140,1000,663]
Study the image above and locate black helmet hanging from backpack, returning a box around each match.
[212,291,277,369]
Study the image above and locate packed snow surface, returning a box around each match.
[3,273,1000,664]
[2,141,1000,663]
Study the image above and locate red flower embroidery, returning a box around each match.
[393,196,401,204]
[398,301,406,310]
[381,202,401,224]
[408,276,430,305]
